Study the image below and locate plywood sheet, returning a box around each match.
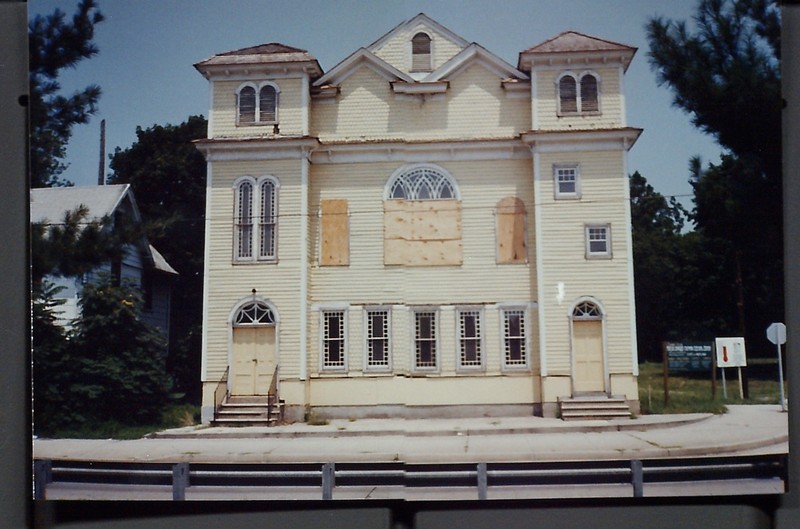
[383,199,462,266]
[496,197,527,264]
[320,199,349,266]
[384,238,463,266]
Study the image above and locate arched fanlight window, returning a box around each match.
[572,301,603,320]
[387,165,458,200]
[234,300,276,326]
[411,32,432,71]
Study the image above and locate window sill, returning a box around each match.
[232,258,279,265]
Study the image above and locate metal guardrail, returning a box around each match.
[33,454,787,501]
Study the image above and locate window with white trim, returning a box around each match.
[554,164,580,199]
[237,82,279,125]
[557,72,600,115]
[321,310,346,371]
[365,308,391,371]
[411,32,432,72]
[234,176,279,262]
[234,300,276,326]
[502,308,528,369]
[585,224,611,258]
[413,309,438,371]
[458,309,483,370]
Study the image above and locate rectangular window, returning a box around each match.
[554,165,579,198]
[502,308,528,369]
[413,310,438,371]
[366,308,391,371]
[322,310,346,370]
[458,309,483,370]
[585,224,611,258]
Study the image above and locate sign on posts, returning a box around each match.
[715,337,747,400]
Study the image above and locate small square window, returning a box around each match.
[554,165,580,199]
[586,225,611,258]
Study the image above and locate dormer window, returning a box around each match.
[237,82,280,125]
[411,32,432,72]
[557,72,600,115]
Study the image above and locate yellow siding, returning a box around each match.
[210,78,305,138]
[535,68,623,131]
[372,23,466,74]
[536,150,635,376]
[312,63,530,141]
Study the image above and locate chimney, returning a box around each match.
[98,119,106,185]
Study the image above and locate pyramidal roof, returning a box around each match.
[523,31,635,54]
[217,42,310,57]
[194,42,322,76]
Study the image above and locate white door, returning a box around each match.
[573,320,605,393]
[231,326,276,396]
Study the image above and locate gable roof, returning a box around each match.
[30,184,137,225]
[519,31,637,72]
[30,184,177,275]
[313,48,414,87]
[366,13,470,54]
[426,43,528,82]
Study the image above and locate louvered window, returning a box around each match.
[238,86,256,123]
[558,75,578,113]
[411,32,432,71]
[237,82,279,125]
[581,75,599,112]
[259,85,277,122]
[558,73,600,114]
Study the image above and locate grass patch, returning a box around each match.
[41,403,201,440]
[638,362,787,415]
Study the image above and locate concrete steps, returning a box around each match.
[559,395,632,421]
[212,396,284,427]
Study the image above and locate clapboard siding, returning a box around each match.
[311,63,529,141]
[373,22,465,74]
[210,78,304,138]
[536,67,623,131]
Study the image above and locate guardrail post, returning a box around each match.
[33,460,52,500]
[172,462,190,501]
[322,462,335,500]
[631,459,644,498]
[477,462,488,500]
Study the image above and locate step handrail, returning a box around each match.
[213,367,230,418]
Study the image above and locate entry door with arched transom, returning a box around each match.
[231,300,277,396]
[572,301,605,393]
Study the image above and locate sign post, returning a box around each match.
[766,322,787,412]
[715,337,747,400]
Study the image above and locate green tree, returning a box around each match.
[29,0,104,187]
[646,0,783,357]
[63,278,172,429]
[108,116,208,402]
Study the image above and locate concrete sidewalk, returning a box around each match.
[33,405,788,464]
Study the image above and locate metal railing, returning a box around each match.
[213,367,229,413]
[33,454,786,501]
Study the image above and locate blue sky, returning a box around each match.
[29,0,723,206]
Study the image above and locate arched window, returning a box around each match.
[386,165,458,200]
[572,300,603,320]
[557,72,600,114]
[233,300,276,326]
[411,32,432,71]
[558,75,578,113]
[234,176,280,261]
[237,82,279,125]
[580,74,599,112]
[238,85,256,123]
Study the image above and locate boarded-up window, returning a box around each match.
[496,197,527,264]
[384,200,462,266]
[580,74,599,112]
[558,75,577,113]
[411,32,432,71]
[320,199,349,266]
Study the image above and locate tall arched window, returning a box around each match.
[580,74,599,112]
[234,176,280,262]
[411,32,432,71]
[259,85,278,122]
[558,75,578,113]
[238,86,256,123]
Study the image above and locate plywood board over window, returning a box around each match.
[320,199,350,266]
[496,197,527,264]
[384,199,462,266]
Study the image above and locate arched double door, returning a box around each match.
[571,300,606,393]
[230,300,277,396]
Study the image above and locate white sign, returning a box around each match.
[715,337,747,368]
[766,322,787,345]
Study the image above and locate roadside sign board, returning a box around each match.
[715,337,747,368]
[665,342,713,373]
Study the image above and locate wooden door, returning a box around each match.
[231,326,276,396]
[573,320,605,393]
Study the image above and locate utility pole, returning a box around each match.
[97,119,106,185]
[735,249,749,398]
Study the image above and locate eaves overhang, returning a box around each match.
[521,127,643,151]
[193,136,321,160]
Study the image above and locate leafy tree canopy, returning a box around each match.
[29,0,104,187]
